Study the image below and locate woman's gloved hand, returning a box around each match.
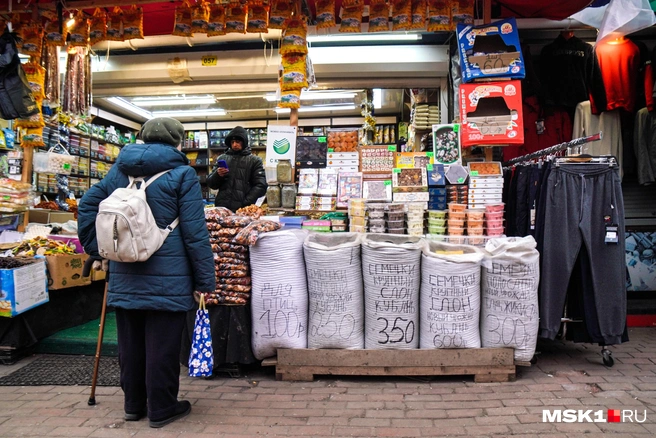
[92,259,109,272]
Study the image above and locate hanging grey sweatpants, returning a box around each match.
[539,163,626,345]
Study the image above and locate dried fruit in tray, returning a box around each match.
[327,129,358,152]
[468,161,502,175]
[236,205,263,219]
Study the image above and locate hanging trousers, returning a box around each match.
[115,308,186,419]
[538,163,626,345]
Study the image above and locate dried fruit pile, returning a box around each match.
[203,207,281,306]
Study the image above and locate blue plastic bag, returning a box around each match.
[188,294,213,377]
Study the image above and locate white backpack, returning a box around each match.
[96,169,180,263]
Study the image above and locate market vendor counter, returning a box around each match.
[0,281,105,364]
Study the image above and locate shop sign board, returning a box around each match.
[0,258,48,318]
[265,125,298,167]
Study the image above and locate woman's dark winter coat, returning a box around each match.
[207,126,267,212]
[77,143,215,312]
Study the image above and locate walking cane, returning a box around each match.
[82,256,109,406]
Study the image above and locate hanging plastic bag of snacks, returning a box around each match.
[123,5,144,40]
[368,0,390,32]
[191,0,210,34]
[20,128,45,148]
[315,0,336,29]
[207,3,226,36]
[19,24,43,57]
[88,8,107,45]
[225,2,248,34]
[67,12,89,47]
[410,0,427,29]
[339,3,364,33]
[44,13,66,46]
[279,89,300,109]
[172,1,193,37]
[452,0,474,27]
[280,17,307,55]
[106,7,124,41]
[281,53,307,90]
[23,62,46,101]
[247,0,269,33]
[391,0,411,30]
[427,0,450,32]
[269,0,292,29]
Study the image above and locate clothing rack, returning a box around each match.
[502,132,603,167]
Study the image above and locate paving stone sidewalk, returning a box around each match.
[0,327,655,437]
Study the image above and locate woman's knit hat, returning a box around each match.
[140,117,184,146]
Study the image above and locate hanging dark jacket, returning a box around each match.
[207,126,267,212]
[77,143,215,312]
[0,29,38,120]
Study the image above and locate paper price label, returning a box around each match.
[453,124,459,132]
[426,152,434,158]
[318,137,327,143]
[457,177,465,183]
[393,168,401,174]
[387,145,396,151]
[383,180,392,186]
[426,164,434,171]
[201,55,218,66]
[328,148,334,152]
[63,163,71,171]
[470,170,479,176]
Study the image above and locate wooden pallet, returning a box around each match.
[274,348,517,383]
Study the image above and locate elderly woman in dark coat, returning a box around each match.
[78,117,215,428]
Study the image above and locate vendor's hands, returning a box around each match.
[193,291,202,303]
[217,168,229,177]
[92,259,109,272]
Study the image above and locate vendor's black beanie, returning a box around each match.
[140,117,184,147]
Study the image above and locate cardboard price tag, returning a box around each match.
[393,168,401,174]
[328,148,334,152]
[426,152,434,158]
[318,137,327,143]
[387,145,396,151]
[427,164,434,171]
[383,180,392,186]
[470,170,479,176]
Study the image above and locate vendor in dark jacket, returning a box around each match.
[78,117,215,429]
[207,126,267,211]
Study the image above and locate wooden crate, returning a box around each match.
[275,348,517,383]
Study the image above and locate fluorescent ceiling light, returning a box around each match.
[152,109,227,117]
[107,97,153,120]
[265,91,358,102]
[132,96,216,106]
[373,88,382,109]
[307,33,421,43]
[275,105,357,114]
